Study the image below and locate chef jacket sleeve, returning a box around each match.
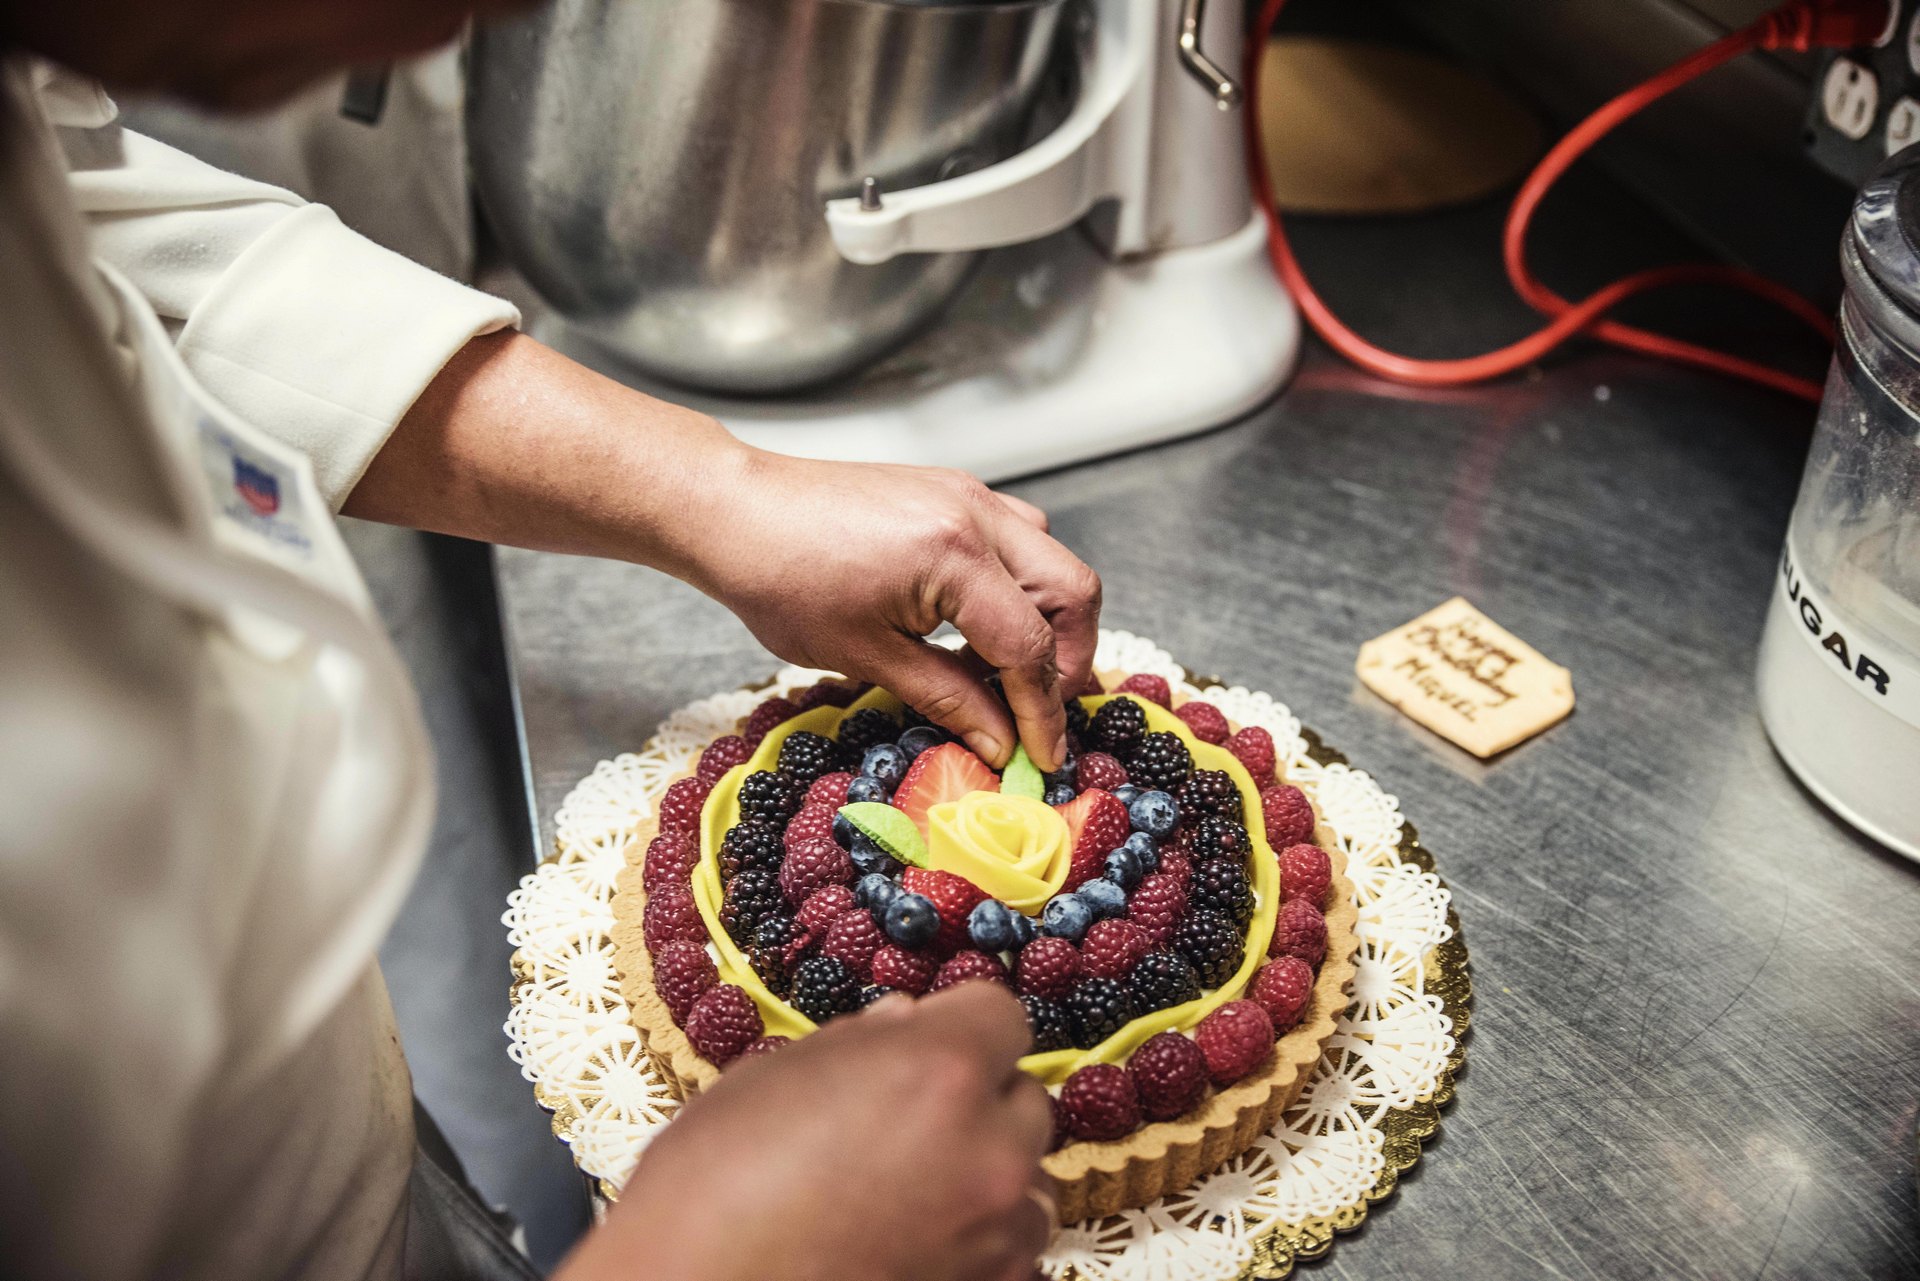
[40,66,521,510]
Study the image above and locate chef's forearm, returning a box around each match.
[342,329,746,581]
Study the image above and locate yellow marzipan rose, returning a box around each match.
[925,792,1071,912]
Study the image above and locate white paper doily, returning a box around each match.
[504,630,1466,1280]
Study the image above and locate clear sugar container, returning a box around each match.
[1757,149,1920,859]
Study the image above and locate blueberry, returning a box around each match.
[1128,790,1180,840]
[849,834,902,879]
[968,900,1019,953]
[832,812,855,850]
[1079,878,1128,919]
[856,872,900,910]
[847,775,890,805]
[1040,894,1093,942]
[897,725,945,761]
[1112,783,1141,809]
[1104,845,1142,890]
[1008,912,1038,950]
[884,893,940,948]
[1121,831,1159,873]
[1044,783,1077,806]
[1044,756,1078,790]
[862,744,909,790]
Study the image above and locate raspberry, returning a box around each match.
[1189,859,1254,927]
[1193,1000,1275,1084]
[651,940,718,1021]
[1278,843,1332,907]
[1127,731,1192,792]
[738,1035,791,1059]
[1156,846,1193,887]
[781,836,853,907]
[1022,994,1073,1053]
[721,867,784,944]
[656,776,712,837]
[1014,936,1082,998]
[697,735,752,787]
[794,680,859,711]
[642,830,700,895]
[1176,771,1244,824]
[822,910,885,982]
[931,949,1010,992]
[870,943,936,995]
[1260,784,1316,849]
[1114,673,1172,708]
[1268,897,1328,968]
[1075,751,1130,792]
[1173,700,1230,745]
[1174,908,1244,987]
[1065,976,1134,1048]
[685,985,763,1065]
[1081,918,1151,980]
[791,955,862,1023]
[1126,873,1189,946]
[1226,726,1277,785]
[804,771,855,810]
[742,696,799,747]
[1128,1031,1209,1121]
[1186,815,1251,865]
[1251,957,1314,1031]
[1059,1064,1142,1141]
[749,915,801,994]
[899,868,988,955]
[1088,697,1147,759]
[1128,949,1202,1013]
[796,884,858,938]
[719,820,784,880]
[738,770,804,826]
[782,804,839,854]
[643,882,704,951]
[779,731,846,784]
[836,707,901,756]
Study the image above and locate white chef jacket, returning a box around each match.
[0,56,519,1281]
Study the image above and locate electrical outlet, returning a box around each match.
[1807,0,1920,182]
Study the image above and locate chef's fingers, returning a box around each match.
[985,510,1102,702]
[937,557,1069,772]
[908,981,1039,1081]
[873,632,1021,768]
[993,490,1050,533]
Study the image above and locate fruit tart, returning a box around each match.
[611,670,1357,1222]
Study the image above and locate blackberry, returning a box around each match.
[750,914,800,995]
[1064,699,1091,745]
[1176,770,1244,823]
[1128,731,1192,792]
[1022,993,1074,1054]
[1065,976,1135,1049]
[1174,909,1244,987]
[1186,815,1251,866]
[858,985,900,1009]
[719,819,784,881]
[791,955,862,1023]
[1128,950,1202,1014]
[1189,859,1254,926]
[776,731,844,784]
[721,867,785,945]
[1089,697,1147,759]
[837,707,901,756]
[738,770,803,826]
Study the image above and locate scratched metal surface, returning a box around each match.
[493,180,1920,1275]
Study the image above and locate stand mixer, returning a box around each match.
[468,0,1298,482]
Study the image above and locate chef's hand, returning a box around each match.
[555,983,1056,1281]
[680,448,1100,772]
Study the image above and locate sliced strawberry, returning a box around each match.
[1055,788,1131,891]
[900,867,988,955]
[891,741,998,835]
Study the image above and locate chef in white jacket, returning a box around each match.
[0,3,1097,1279]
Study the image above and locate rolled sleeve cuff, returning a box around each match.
[176,203,520,508]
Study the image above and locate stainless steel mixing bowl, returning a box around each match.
[468,0,1066,394]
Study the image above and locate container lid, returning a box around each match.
[1845,148,1920,355]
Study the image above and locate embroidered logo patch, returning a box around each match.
[233,457,281,517]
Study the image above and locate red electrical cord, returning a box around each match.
[1247,0,1893,402]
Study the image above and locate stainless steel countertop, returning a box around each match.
[493,196,1920,1275]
